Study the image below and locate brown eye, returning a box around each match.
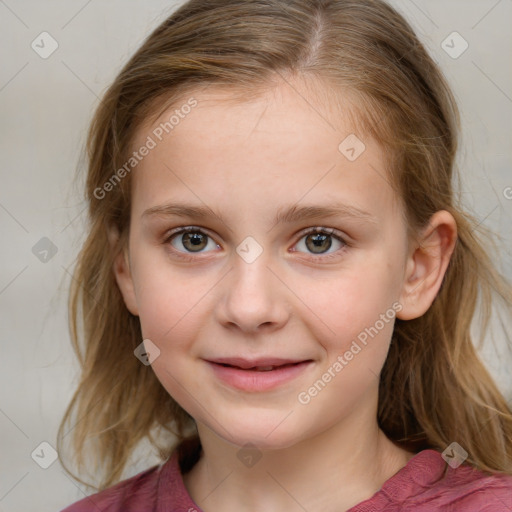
[294,228,346,258]
[168,228,218,254]
[305,232,332,254]
[181,232,208,252]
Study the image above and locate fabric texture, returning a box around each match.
[61,442,512,512]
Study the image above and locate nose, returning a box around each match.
[214,252,291,334]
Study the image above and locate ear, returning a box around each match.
[109,228,139,316]
[397,210,457,321]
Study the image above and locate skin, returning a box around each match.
[113,76,457,512]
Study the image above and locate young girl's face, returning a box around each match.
[117,78,412,450]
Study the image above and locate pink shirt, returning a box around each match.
[62,444,512,511]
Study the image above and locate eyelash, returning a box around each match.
[163,226,349,262]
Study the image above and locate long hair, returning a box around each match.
[58,0,512,490]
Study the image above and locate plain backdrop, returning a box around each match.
[0,1,511,510]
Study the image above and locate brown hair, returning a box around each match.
[58,0,512,490]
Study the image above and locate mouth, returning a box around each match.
[205,357,314,391]
[214,362,306,371]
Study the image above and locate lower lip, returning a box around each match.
[206,361,312,392]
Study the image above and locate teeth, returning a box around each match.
[254,366,275,371]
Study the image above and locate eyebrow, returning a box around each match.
[142,202,378,228]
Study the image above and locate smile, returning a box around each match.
[205,357,313,392]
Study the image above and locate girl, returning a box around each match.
[59,0,512,510]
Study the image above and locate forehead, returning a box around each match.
[129,78,400,224]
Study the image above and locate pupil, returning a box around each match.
[307,233,331,253]
[184,232,206,251]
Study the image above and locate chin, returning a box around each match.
[208,413,307,451]
[224,432,300,452]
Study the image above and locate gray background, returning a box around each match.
[0,1,511,510]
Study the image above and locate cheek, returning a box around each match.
[301,257,402,347]
[130,249,212,348]
[132,262,209,404]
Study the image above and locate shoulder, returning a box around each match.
[61,438,202,512]
[435,462,512,511]
[60,463,165,512]
[359,449,512,512]
[401,450,512,511]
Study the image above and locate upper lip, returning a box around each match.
[206,357,310,369]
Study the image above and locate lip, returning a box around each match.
[208,357,308,369]
[205,357,313,392]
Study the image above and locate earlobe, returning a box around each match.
[397,210,457,321]
[109,229,139,316]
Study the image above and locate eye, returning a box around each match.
[292,227,347,259]
[164,226,348,261]
[166,227,219,255]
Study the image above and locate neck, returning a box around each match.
[183,399,413,512]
